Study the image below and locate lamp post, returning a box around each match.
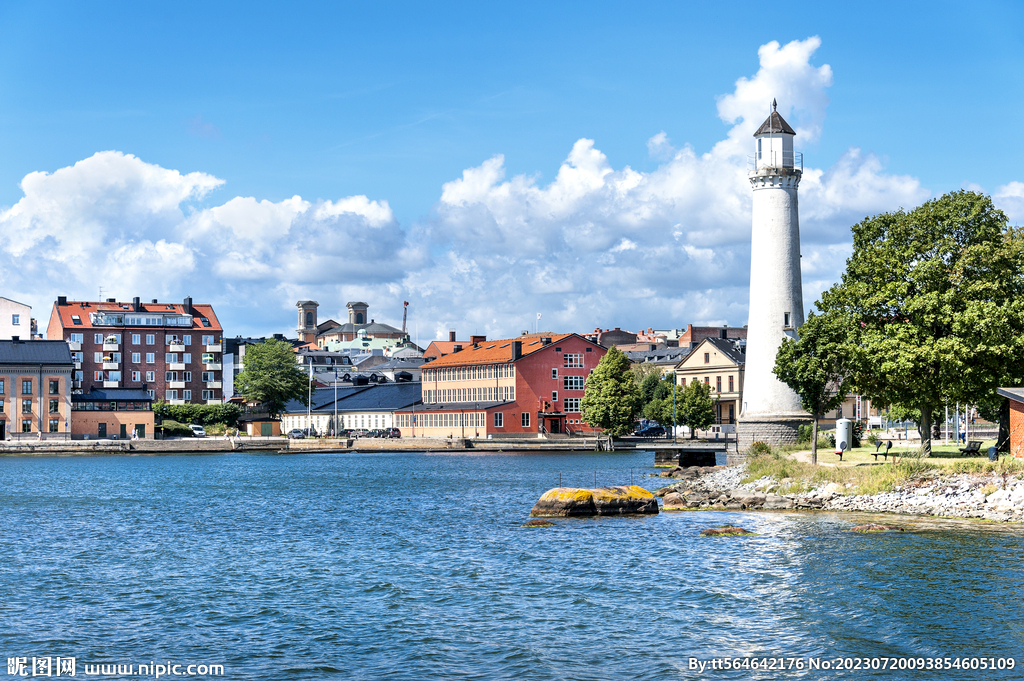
[673,379,677,445]
[306,356,313,436]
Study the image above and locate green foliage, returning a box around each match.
[234,338,310,416]
[639,372,661,407]
[749,441,772,456]
[157,419,194,437]
[797,424,813,443]
[152,401,241,426]
[642,381,684,428]
[817,191,1024,456]
[679,379,716,438]
[581,347,641,437]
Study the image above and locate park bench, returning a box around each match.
[872,440,894,461]
[959,440,983,456]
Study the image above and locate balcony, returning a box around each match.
[67,341,81,351]
[205,381,222,389]
[205,363,222,371]
[168,381,187,389]
[205,344,221,353]
[102,362,119,370]
[73,362,82,370]
[73,381,82,389]
[103,342,119,351]
[168,399,187,406]
[103,381,120,388]
[205,399,222,405]
[168,342,186,352]
[168,363,186,371]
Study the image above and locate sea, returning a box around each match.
[2,450,1023,680]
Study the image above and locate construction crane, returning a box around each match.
[402,301,409,335]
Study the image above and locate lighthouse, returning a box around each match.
[736,100,811,451]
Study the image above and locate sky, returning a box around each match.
[1,1,1023,345]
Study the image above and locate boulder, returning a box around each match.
[523,518,556,527]
[700,524,758,537]
[530,485,658,517]
[662,492,687,510]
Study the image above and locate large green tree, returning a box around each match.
[679,380,715,439]
[581,346,641,436]
[642,377,683,433]
[234,338,311,416]
[773,310,852,464]
[818,190,1024,456]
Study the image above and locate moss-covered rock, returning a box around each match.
[523,518,556,527]
[699,524,758,537]
[850,524,904,533]
[530,485,658,517]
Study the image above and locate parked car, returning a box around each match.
[634,425,666,437]
[190,424,206,438]
[287,428,305,439]
[350,429,370,438]
[384,427,401,439]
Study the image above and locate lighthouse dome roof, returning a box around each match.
[753,109,796,137]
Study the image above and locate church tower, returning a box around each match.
[296,300,319,343]
[737,101,810,450]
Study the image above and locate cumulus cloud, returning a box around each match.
[995,181,1024,224]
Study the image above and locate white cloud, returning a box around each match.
[995,181,1024,224]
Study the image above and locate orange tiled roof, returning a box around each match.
[425,333,576,368]
[49,300,223,332]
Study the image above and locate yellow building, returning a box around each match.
[674,337,745,435]
[0,339,74,440]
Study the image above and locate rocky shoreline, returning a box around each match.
[655,464,1024,523]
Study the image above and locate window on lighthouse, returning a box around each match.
[757,138,762,159]
[784,312,792,328]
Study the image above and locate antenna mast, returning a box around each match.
[402,301,409,335]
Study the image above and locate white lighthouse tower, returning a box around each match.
[737,100,811,450]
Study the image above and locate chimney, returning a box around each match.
[11,335,19,342]
[541,337,552,345]
[512,340,522,360]
[449,330,457,342]
[133,297,141,312]
[470,334,486,346]
[106,298,116,303]
[184,297,193,314]
[720,327,727,339]
[57,296,67,306]
[453,344,463,353]
[152,299,158,304]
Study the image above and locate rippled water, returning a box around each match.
[2,451,1024,680]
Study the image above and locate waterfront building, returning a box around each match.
[0,339,73,440]
[70,387,154,440]
[46,296,224,405]
[737,101,811,447]
[674,337,745,437]
[624,346,692,378]
[396,333,605,438]
[280,383,421,434]
[0,297,36,340]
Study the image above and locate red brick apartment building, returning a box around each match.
[47,296,224,404]
[395,333,606,438]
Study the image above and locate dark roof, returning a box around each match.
[284,382,421,414]
[703,337,746,365]
[753,110,796,136]
[624,347,692,364]
[997,388,1024,403]
[0,340,73,365]
[73,387,153,401]
[397,400,507,412]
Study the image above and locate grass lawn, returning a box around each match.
[788,440,998,468]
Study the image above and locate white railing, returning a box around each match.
[747,151,802,172]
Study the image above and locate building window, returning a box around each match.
[94,371,103,381]
[132,353,141,363]
[679,377,686,387]
[70,333,83,343]
[22,399,32,414]
[716,376,722,393]
[146,371,155,382]
[565,398,581,412]
[203,335,215,345]
[22,380,31,395]
[551,391,558,402]
[49,380,59,395]
[521,412,530,428]
[132,371,141,382]
[146,334,155,345]
[0,399,4,412]
[146,353,155,364]
[784,312,791,327]
[12,314,19,325]
[494,412,503,428]
[183,335,192,345]
[183,353,191,364]
[71,315,82,325]
[729,375,734,392]
[48,399,59,414]
[94,352,103,363]
[147,390,155,399]
[551,368,558,380]
[563,376,585,391]
[167,390,178,400]
[704,377,709,385]
[94,334,103,344]
[183,390,192,401]
[22,419,31,433]
[704,352,710,364]
[563,354,583,368]
[49,419,59,433]
[201,371,214,382]
[202,390,215,400]
[165,372,176,382]
[132,334,141,344]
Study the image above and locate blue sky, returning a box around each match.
[1,2,1023,343]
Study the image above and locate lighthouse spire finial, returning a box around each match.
[772,98,777,112]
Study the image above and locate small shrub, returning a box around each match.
[866,432,879,446]
[980,483,998,496]
[797,424,813,443]
[157,419,193,437]
[749,441,772,456]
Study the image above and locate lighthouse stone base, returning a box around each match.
[735,414,813,461]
